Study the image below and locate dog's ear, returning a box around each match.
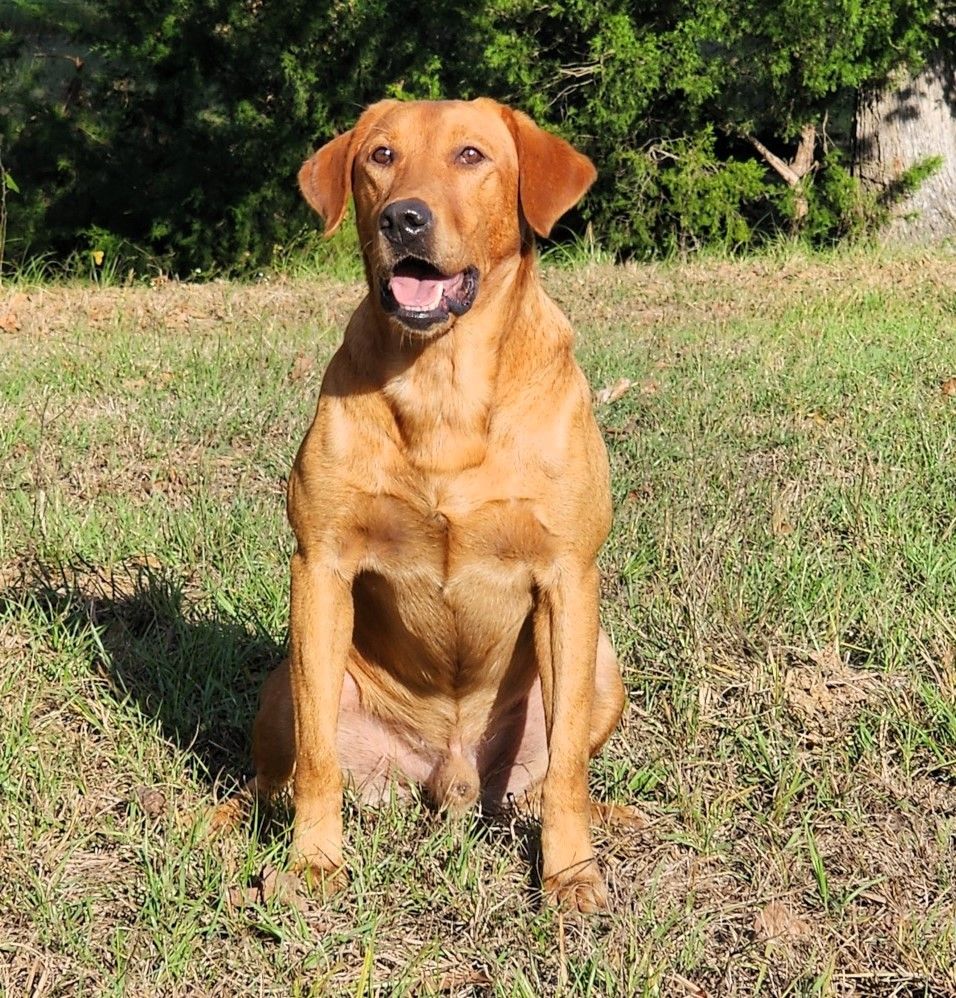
[509,109,597,238]
[298,101,398,238]
[298,129,355,238]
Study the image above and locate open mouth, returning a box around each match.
[380,258,478,329]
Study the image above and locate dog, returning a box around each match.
[241,98,633,913]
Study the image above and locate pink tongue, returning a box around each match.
[390,275,443,309]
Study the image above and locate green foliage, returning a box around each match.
[893,154,945,198]
[0,0,950,274]
[802,155,870,244]
[593,129,772,257]
[798,149,945,247]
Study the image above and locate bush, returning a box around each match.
[0,0,947,274]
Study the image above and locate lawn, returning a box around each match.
[1,250,954,996]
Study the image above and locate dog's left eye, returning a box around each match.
[457,146,485,166]
[371,147,394,166]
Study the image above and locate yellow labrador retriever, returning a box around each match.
[240,98,632,912]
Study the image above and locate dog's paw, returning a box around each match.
[542,862,609,914]
[295,858,349,898]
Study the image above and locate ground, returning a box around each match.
[1,250,954,996]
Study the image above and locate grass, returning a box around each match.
[1,248,955,996]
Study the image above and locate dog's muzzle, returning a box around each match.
[376,198,478,330]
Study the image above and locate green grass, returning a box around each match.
[1,250,955,995]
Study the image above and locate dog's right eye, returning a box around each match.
[371,147,394,166]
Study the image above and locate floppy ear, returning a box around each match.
[509,109,597,238]
[298,129,355,238]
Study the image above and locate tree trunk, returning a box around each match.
[854,51,956,243]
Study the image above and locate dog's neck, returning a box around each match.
[351,253,562,474]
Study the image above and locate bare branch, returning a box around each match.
[745,134,801,187]
[791,123,816,178]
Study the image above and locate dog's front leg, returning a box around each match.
[533,562,608,913]
[288,549,353,891]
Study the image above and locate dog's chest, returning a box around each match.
[356,486,553,589]
[350,484,549,689]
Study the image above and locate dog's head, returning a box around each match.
[298,98,596,336]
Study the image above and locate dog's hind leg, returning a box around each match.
[250,657,296,801]
[585,629,646,828]
[588,628,627,756]
[208,659,295,833]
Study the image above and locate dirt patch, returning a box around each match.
[1,275,364,343]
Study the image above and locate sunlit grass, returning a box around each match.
[1,250,955,995]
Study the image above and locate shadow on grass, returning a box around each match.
[0,557,281,789]
[2,557,554,901]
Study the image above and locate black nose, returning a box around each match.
[379,198,433,246]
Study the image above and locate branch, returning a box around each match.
[743,124,818,226]
[791,123,816,178]
[745,134,801,187]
